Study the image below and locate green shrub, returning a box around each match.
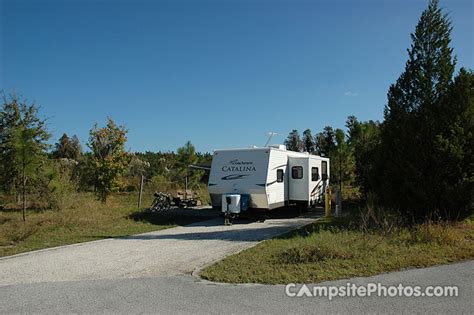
[45,160,79,211]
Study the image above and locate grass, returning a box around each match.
[0,192,210,257]
[200,215,474,284]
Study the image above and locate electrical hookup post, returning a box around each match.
[324,188,332,217]
[325,187,342,217]
[335,189,342,216]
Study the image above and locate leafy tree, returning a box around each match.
[176,141,202,189]
[302,129,315,153]
[284,130,303,152]
[126,155,150,191]
[41,158,79,211]
[0,93,21,194]
[0,94,50,219]
[70,135,82,159]
[53,133,82,160]
[346,116,381,199]
[135,151,169,179]
[53,133,71,159]
[128,155,150,178]
[134,149,212,188]
[195,151,213,183]
[88,118,130,203]
[330,128,355,194]
[315,126,336,157]
[74,152,97,191]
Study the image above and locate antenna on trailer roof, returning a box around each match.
[264,132,277,147]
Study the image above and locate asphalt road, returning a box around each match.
[0,212,472,313]
[1,261,472,313]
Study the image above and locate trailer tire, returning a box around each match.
[298,202,309,214]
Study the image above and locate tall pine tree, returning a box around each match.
[315,126,336,157]
[375,0,468,220]
[53,133,82,160]
[0,94,50,201]
[432,69,473,218]
[284,130,303,152]
[302,129,315,153]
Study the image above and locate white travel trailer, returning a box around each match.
[208,145,330,221]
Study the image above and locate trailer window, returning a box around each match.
[321,161,328,175]
[277,169,284,182]
[291,166,303,179]
[311,167,319,181]
[321,161,328,180]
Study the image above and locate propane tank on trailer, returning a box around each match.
[222,194,242,214]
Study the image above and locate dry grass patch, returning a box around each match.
[0,193,210,257]
[200,217,474,284]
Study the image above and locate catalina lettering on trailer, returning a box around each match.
[221,159,256,172]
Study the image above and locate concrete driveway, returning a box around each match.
[0,212,319,286]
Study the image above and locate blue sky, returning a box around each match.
[1,0,472,153]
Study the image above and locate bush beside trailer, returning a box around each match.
[207,145,330,223]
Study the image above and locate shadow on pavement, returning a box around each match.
[118,207,323,242]
[128,205,324,226]
[119,224,308,242]
[127,208,219,226]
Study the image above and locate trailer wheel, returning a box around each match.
[258,211,269,222]
[298,202,309,214]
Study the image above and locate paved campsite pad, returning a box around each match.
[0,211,320,286]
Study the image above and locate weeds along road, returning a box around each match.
[0,211,320,286]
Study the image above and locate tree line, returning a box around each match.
[0,98,210,220]
[284,119,377,196]
[1,0,471,223]
[283,0,472,222]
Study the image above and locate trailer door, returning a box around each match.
[288,157,308,202]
